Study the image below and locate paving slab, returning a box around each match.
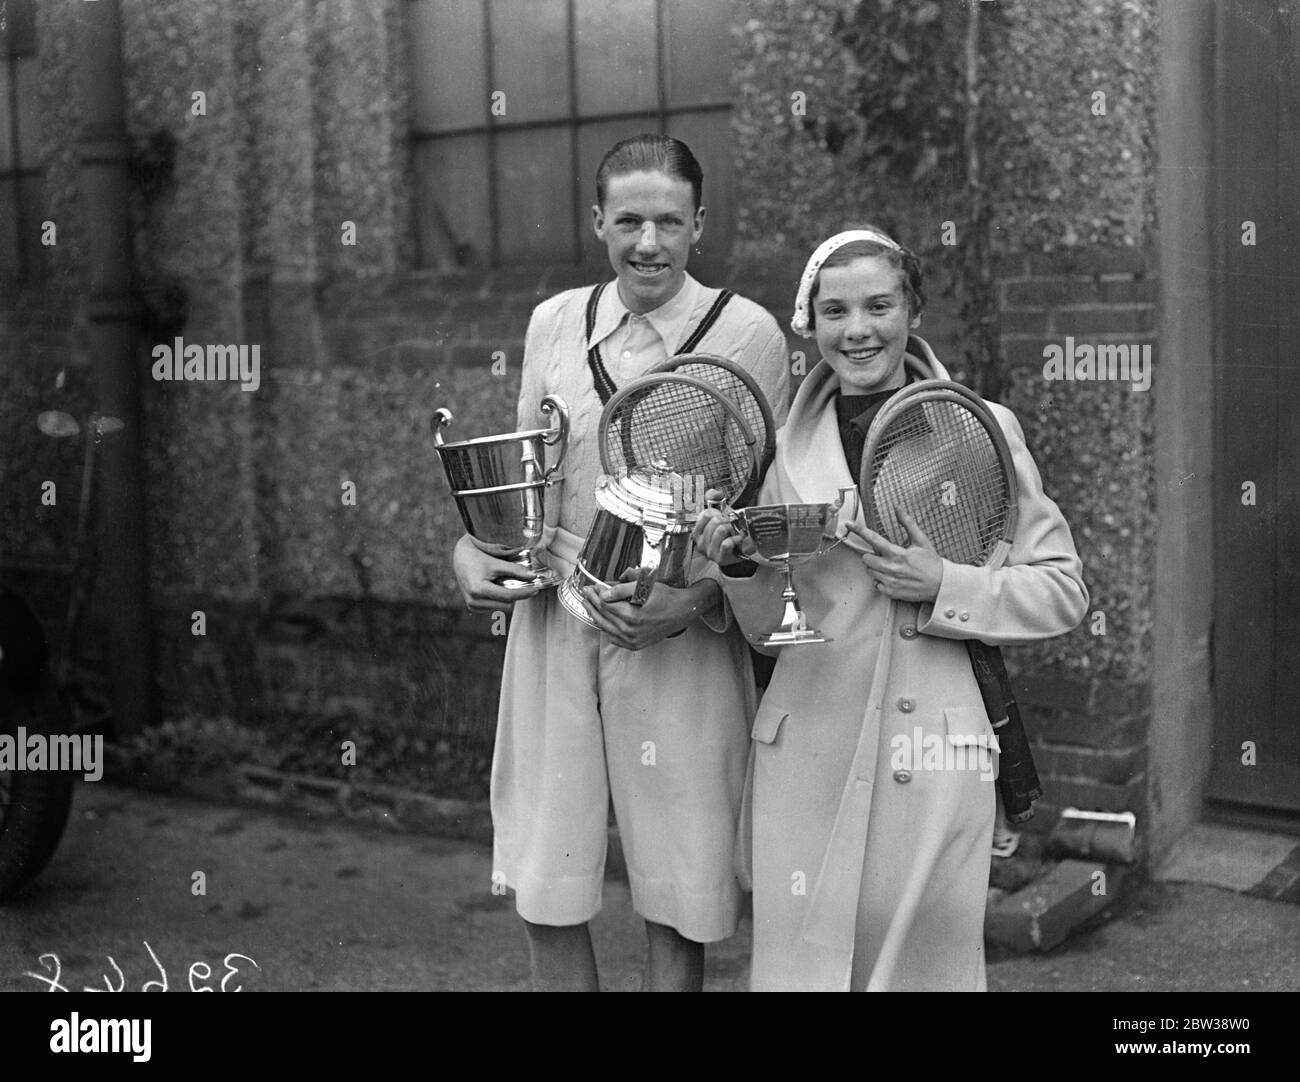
[1155,823,1298,894]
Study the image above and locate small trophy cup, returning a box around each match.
[432,395,569,589]
[728,486,858,645]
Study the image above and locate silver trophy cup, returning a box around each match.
[558,468,702,627]
[433,395,569,589]
[728,486,859,645]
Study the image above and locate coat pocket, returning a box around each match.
[943,705,1000,778]
[751,704,789,745]
[944,706,999,751]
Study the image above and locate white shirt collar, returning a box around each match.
[587,273,704,355]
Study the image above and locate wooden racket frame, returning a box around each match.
[859,378,1043,822]
[648,352,776,508]
[598,371,758,509]
[859,379,1019,570]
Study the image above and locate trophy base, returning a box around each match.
[756,628,832,647]
[558,576,600,627]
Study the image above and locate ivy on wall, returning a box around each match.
[828,0,1001,396]
[731,0,1158,394]
[823,0,963,204]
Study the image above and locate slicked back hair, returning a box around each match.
[595,134,704,210]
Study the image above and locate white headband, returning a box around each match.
[790,229,903,338]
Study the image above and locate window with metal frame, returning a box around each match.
[408,0,734,273]
[0,0,40,282]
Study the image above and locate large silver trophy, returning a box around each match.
[558,466,702,626]
[559,367,761,627]
[727,486,858,646]
[433,395,569,589]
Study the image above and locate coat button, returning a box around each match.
[944,608,956,618]
[959,611,970,622]
[900,624,917,639]
[893,769,912,783]
[897,697,915,713]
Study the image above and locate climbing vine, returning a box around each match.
[825,0,1005,397]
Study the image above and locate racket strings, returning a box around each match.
[657,361,771,461]
[603,380,756,504]
[867,400,1011,566]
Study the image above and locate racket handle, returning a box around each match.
[966,641,1042,823]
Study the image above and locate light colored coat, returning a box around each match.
[722,338,1089,991]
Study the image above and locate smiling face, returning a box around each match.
[593,170,705,314]
[812,255,920,394]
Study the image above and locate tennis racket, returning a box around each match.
[600,372,758,508]
[648,353,776,508]
[861,379,1042,822]
[599,372,758,605]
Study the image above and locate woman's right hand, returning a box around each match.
[692,507,755,567]
[452,534,543,612]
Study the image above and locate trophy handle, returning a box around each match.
[703,491,757,562]
[431,408,453,447]
[704,490,741,526]
[630,519,664,606]
[539,395,569,481]
[702,489,761,567]
[826,486,861,549]
[840,485,860,521]
[630,562,656,606]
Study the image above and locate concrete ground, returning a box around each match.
[1155,822,1299,897]
[1,782,1297,992]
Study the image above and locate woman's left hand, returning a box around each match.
[846,508,944,603]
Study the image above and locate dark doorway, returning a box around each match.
[1206,0,1300,823]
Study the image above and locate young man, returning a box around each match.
[452,136,789,991]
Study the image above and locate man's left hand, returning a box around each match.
[580,577,720,651]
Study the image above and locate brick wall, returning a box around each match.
[3,252,1153,818]
[995,249,1158,834]
[0,0,1157,826]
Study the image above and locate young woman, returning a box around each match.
[452,136,789,991]
[694,229,1088,991]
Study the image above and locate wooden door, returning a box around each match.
[1206,0,1300,820]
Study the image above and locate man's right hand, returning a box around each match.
[692,507,756,568]
[453,534,544,612]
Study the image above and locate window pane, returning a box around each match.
[576,115,659,271]
[496,126,575,263]
[667,110,730,270]
[414,134,490,268]
[488,0,569,124]
[410,0,487,132]
[15,56,38,165]
[574,0,657,117]
[1,0,37,58]
[0,63,12,172]
[406,0,736,271]
[663,0,731,108]
[0,178,18,277]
